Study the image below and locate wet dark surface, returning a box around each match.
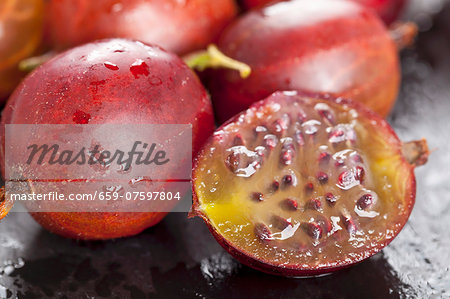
[1,1,450,298]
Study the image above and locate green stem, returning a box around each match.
[184,45,251,79]
[20,45,252,78]
[19,51,56,72]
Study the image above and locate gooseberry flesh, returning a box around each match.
[191,91,428,276]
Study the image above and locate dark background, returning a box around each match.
[1,0,450,298]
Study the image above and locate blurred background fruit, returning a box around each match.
[356,0,407,24]
[45,0,238,55]
[209,0,403,123]
[240,0,408,25]
[0,0,44,102]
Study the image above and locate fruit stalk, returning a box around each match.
[402,139,430,166]
[184,44,251,78]
[185,22,417,78]
[19,51,56,72]
[20,44,253,77]
[389,22,418,50]
[19,21,417,76]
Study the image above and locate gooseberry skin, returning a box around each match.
[45,0,238,55]
[1,39,215,239]
[210,0,400,123]
[240,0,407,25]
[0,0,44,102]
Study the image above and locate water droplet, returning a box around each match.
[337,170,359,190]
[272,215,292,230]
[255,125,268,133]
[315,103,335,125]
[272,113,290,133]
[149,76,162,86]
[328,124,356,143]
[130,59,150,78]
[357,194,373,210]
[325,193,337,206]
[302,222,323,240]
[280,138,295,165]
[294,129,304,146]
[129,176,144,187]
[354,193,379,218]
[0,257,25,276]
[302,120,321,135]
[117,164,132,174]
[255,223,273,241]
[104,61,119,71]
[341,215,357,234]
[282,174,294,186]
[103,185,123,193]
[72,110,91,124]
[224,146,261,178]
[263,134,278,148]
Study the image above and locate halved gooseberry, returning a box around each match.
[191,91,428,276]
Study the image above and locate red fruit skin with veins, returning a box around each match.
[0,39,214,239]
[210,0,400,123]
[241,0,407,25]
[45,0,237,55]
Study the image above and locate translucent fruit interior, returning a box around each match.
[194,94,413,270]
